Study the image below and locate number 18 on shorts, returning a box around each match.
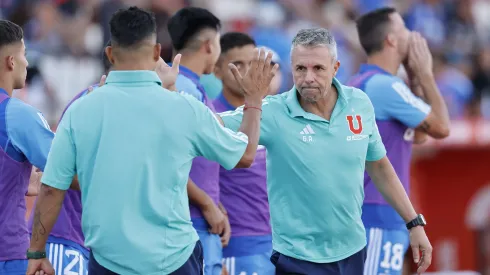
[364,228,409,275]
[46,242,89,275]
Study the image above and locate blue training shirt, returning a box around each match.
[0,88,54,171]
[174,65,204,102]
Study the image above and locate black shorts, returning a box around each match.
[88,241,204,275]
[270,246,367,275]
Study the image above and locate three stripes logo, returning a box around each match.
[300,124,315,142]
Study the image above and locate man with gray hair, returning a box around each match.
[218,28,432,274]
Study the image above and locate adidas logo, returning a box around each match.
[300,124,315,142]
[300,124,315,135]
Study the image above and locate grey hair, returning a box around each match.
[291,28,338,61]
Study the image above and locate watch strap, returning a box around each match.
[26,250,47,259]
[406,214,426,230]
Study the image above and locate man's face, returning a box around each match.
[389,12,411,61]
[204,32,221,74]
[291,45,339,103]
[215,44,255,96]
[12,39,28,89]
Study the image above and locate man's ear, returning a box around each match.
[333,60,341,77]
[154,43,162,62]
[386,33,397,48]
[5,55,14,71]
[105,46,114,65]
[203,40,212,54]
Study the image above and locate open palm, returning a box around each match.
[156,54,181,91]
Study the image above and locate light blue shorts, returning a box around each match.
[223,252,275,275]
[46,239,89,275]
[364,227,410,275]
[196,230,222,275]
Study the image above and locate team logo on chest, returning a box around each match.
[346,115,368,141]
[300,124,315,142]
[346,115,363,134]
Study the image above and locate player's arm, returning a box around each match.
[6,101,80,191]
[415,72,450,139]
[187,178,226,234]
[366,157,417,222]
[409,82,429,144]
[28,108,77,253]
[27,167,42,196]
[218,97,274,145]
[413,129,428,144]
[369,77,443,144]
[6,100,54,172]
[406,32,450,140]
[187,178,215,209]
[189,96,259,169]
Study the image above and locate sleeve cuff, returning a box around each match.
[366,148,387,162]
[221,141,248,170]
[41,177,71,191]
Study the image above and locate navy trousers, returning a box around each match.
[88,241,204,275]
[270,246,367,275]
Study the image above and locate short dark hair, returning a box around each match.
[167,7,221,51]
[109,6,156,48]
[356,7,397,55]
[0,20,24,49]
[102,40,112,72]
[220,32,256,55]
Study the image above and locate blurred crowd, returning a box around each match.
[2,0,490,125]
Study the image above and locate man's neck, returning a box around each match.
[179,53,206,77]
[0,76,14,96]
[112,61,155,71]
[222,87,245,108]
[366,51,401,76]
[299,85,338,121]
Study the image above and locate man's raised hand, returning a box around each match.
[229,48,279,104]
[156,54,181,91]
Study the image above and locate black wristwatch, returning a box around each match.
[26,250,46,259]
[406,214,427,230]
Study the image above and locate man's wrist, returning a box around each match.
[406,214,427,230]
[416,71,435,83]
[244,97,263,107]
[198,196,215,211]
[26,249,47,259]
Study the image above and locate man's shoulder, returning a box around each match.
[342,84,370,102]
[6,97,39,113]
[365,73,407,93]
[5,97,44,122]
[5,98,51,133]
[176,75,202,99]
[341,85,375,115]
[263,93,287,108]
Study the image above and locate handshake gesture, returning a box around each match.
[229,48,280,104]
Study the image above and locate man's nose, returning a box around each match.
[304,69,315,83]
